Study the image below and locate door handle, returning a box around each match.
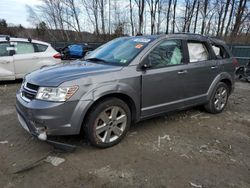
[211,66,218,69]
[177,70,187,74]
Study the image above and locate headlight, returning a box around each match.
[36,86,78,102]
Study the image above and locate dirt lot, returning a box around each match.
[0,81,249,188]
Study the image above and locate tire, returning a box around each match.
[84,97,131,148]
[204,82,229,114]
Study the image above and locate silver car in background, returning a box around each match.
[16,34,236,148]
[0,36,61,80]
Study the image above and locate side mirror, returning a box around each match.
[139,56,152,70]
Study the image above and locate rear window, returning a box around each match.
[187,42,209,62]
[16,42,35,54]
[212,45,230,59]
[33,43,48,52]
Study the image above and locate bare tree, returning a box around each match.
[193,1,200,33]
[172,0,177,33]
[135,0,145,34]
[165,0,172,34]
[129,0,135,36]
[62,0,81,32]
[146,0,159,34]
[231,0,248,36]
[98,0,106,34]
[220,0,231,36]
[224,0,235,36]
[201,0,209,35]
[186,0,197,32]
[215,0,225,36]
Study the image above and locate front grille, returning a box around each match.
[21,82,39,102]
[26,83,39,91]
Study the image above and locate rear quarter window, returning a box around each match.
[212,45,230,59]
[33,43,48,52]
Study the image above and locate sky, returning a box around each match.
[0,0,41,27]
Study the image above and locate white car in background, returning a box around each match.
[0,36,61,80]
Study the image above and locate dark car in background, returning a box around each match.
[60,43,93,60]
[16,34,236,148]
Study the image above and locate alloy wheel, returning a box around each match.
[214,87,228,111]
[94,106,127,143]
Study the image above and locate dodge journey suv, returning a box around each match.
[16,34,236,148]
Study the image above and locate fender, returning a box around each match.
[78,81,140,122]
[206,72,234,100]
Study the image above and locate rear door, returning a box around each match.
[181,40,218,101]
[13,42,36,77]
[0,42,15,80]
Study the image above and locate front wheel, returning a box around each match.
[205,82,229,114]
[84,98,131,148]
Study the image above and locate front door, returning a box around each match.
[141,39,188,117]
[0,42,15,80]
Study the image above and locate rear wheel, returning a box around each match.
[205,82,229,114]
[84,98,131,148]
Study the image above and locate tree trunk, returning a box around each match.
[172,0,177,33]
[224,0,235,36]
[99,0,105,34]
[201,0,209,35]
[187,0,197,32]
[231,0,247,36]
[129,0,135,36]
[220,0,230,36]
[182,1,188,32]
[216,4,224,36]
[165,0,172,34]
[193,1,199,33]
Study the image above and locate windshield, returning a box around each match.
[85,37,153,66]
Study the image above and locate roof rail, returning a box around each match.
[173,32,205,37]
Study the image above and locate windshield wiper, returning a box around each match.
[85,57,107,64]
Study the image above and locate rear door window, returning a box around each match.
[15,42,35,54]
[33,43,48,52]
[187,42,209,62]
[0,42,11,56]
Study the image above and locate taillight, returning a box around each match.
[53,53,61,59]
[232,58,239,67]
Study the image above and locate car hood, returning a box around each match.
[26,60,123,86]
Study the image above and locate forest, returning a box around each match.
[0,0,249,43]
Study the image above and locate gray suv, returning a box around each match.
[16,34,236,148]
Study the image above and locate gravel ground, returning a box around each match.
[0,80,249,188]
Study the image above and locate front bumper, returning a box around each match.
[16,91,91,136]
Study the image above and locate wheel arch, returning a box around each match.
[80,92,138,134]
[207,72,234,100]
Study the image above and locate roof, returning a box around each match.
[0,37,50,46]
[130,33,227,44]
